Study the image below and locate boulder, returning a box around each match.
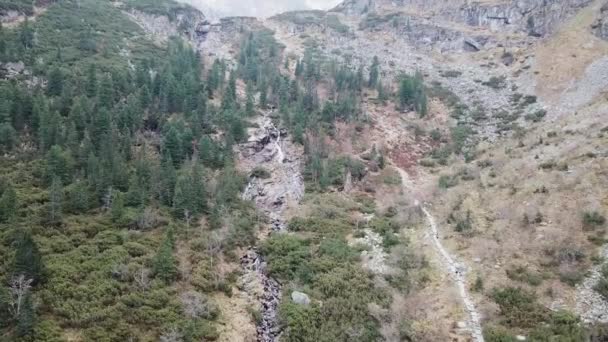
[464,38,481,51]
[291,291,310,306]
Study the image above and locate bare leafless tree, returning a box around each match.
[8,275,33,318]
[133,267,151,291]
[159,327,183,342]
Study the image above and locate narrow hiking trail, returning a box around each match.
[395,167,485,342]
[238,112,305,341]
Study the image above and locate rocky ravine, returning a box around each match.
[576,245,608,324]
[238,113,305,341]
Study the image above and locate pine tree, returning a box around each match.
[0,182,17,223]
[19,19,34,50]
[67,180,90,214]
[172,172,191,219]
[295,59,303,77]
[245,82,255,116]
[369,56,380,88]
[86,64,97,98]
[190,163,206,214]
[172,163,207,219]
[158,153,176,206]
[0,23,6,61]
[12,231,45,285]
[47,177,63,226]
[46,67,64,97]
[259,84,268,109]
[199,136,223,169]
[111,191,125,223]
[97,73,115,109]
[0,121,16,154]
[16,292,35,337]
[163,125,183,168]
[377,82,388,104]
[153,232,177,283]
[46,145,73,183]
[38,108,61,151]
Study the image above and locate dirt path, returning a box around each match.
[395,167,484,342]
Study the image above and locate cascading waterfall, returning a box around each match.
[239,113,303,342]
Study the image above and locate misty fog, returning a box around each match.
[178,0,343,20]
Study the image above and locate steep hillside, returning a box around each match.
[1,0,608,341]
[264,0,608,340]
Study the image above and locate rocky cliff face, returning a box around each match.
[335,0,593,37]
[123,5,208,45]
[592,1,608,39]
[451,0,593,36]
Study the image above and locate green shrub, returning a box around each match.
[483,76,507,89]
[438,175,458,189]
[491,287,547,328]
[583,211,606,228]
[559,270,585,287]
[260,235,311,281]
[528,311,585,341]
[525,110,547,123]
[250,167,271,179]
[483,326,516,342]
[594,278,608,300]
[505,266,543,286]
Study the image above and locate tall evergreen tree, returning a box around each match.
[369,56,380,88]
[47,177,63,226]
[97,74,115,109]
[110,191,125,223]
[46,145,73,183]
[12,231,45,285]
[245,82,255,116]
[46,67,64,97]
[86,64,97,98]
[153,231,177,283]
[163,125,183,167]
[15,292,35,337]
[0,182,17,223]
[157,153,176,206]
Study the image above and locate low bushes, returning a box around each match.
[489,287,586,341]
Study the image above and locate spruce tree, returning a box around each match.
[47,177,63,226]
[111,191,125,224]
[163,125,183,167]
[259,84,268,109]
[153,232,177,283]
[86,64,97,98]
[46,145,73,183]
[159,153,176,206]
[245,82,255,116]
[12,231,45,285]
[16,292,35,337]
[46,67,64,97]
[0,182,17,223]
[369,56,380,88]
[67,180,90,214]
[97,74,115,109]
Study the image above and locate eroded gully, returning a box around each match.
[239,112,304,342]
[395,167,484,342]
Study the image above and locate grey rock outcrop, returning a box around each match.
[592,2,608,40]
[335,0,593,38]
[453,0,593,36]
[124,5,207,44]
[291,291,311,305]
